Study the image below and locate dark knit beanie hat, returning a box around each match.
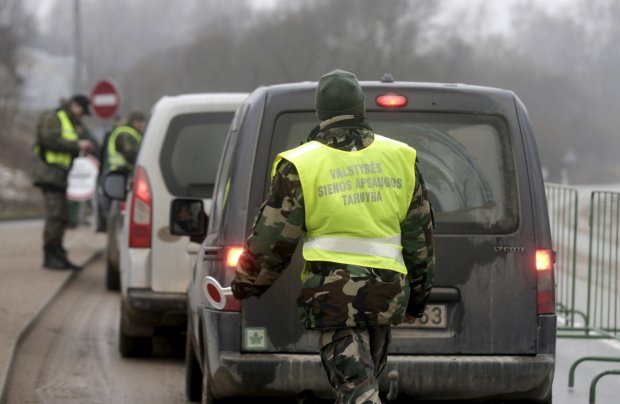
[315,69,365,120]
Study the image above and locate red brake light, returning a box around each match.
[134,173,151,203]
[535,249,555,314]
[129,166,152,248]
[226,246,245,268]
[376,94,408,108]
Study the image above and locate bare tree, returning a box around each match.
[0,0,35,137]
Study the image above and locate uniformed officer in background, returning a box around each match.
[33,94,94,270]
[103,111,146,173]
[231,69,436,403]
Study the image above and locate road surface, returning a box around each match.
[3,257,187,404]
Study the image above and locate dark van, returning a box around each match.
[176,79,555,403]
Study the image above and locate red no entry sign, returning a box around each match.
[90,80,120,120]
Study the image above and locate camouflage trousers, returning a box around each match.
[319,325,391,404]
[42,187,69,254]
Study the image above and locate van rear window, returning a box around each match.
[160,112,233,198]
[270,112,518,234]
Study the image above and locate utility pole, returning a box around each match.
[73,0,82,93]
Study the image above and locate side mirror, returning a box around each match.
[103,171,128,200]
[170,199,207,240]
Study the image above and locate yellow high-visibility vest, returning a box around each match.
[272,135,417,274]
[107,125,142,170]
[35,110,79,168]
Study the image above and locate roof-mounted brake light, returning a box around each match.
[376,94,408,108]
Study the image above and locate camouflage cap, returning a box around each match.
[315,69,365,120]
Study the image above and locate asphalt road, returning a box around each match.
[3,257,187,404]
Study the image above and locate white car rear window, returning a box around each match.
[160,112,234,198]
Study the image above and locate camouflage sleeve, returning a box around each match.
[401,162,435,315]
[115,132,140,165]
[38,113,80,155]
[231,159,305,299]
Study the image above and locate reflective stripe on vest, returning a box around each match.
[38,110,78,168]
[304,234,405,267]
[107,125,142,170]
[273,135,416,275]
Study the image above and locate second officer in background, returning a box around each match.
[105,111,146,173]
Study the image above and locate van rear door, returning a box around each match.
[241,104,538,355]
[152,111,234,293]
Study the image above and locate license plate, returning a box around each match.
[398,304,447,329]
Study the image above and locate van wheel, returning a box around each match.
[119,321,152,357]
[186,326,202,402]
[105,259,120,291]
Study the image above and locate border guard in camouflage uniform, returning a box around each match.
[104,111,146,173]
[33,94,94,270]
[231,70,435,404]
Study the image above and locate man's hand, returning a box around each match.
[78,140,94,155]
[231,278,258,300]
[230,278,269,300]
[405,299,426,319]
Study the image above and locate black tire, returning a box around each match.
[119,319,152,358]
[185,325,202,402]
[105,212,120,291]
[106,259,120,291]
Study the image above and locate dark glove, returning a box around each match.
[230,279,269,300]
[406,287,428,318]
[231,280,252,300]
[406,302,426,318]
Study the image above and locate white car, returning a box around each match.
[115,93,246,357]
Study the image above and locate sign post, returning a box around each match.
[90,79,121,121]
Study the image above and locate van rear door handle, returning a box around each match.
[428,287,460,302]
[203,246,223,261]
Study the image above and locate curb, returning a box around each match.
[0,248,104,404]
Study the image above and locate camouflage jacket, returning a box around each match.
[32,109,81,189]
[231,116,435,329]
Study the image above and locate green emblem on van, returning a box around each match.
[245,327,267,350]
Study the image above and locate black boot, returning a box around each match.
[55,246,82,271]
[62,257,82,271]
[43,249,71,270]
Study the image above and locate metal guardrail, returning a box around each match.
[544,183,581,329]
[564,190,620,403]
[585,191,620,339]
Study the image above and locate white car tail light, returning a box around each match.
[129,166,152,248]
